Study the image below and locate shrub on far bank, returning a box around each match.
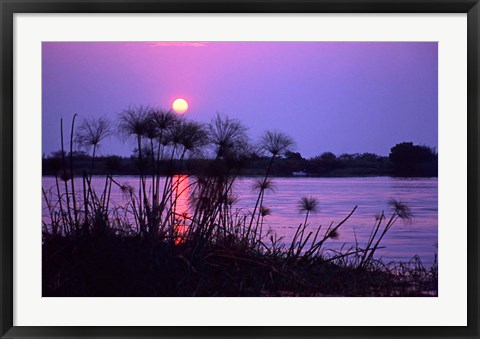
[389,142,437,177]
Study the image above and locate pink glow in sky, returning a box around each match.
[42,42,437,157]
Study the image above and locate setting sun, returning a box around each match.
[172,98,188,114]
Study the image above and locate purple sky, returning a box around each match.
[42,42,437,158]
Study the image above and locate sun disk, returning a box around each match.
[172,98,188,114]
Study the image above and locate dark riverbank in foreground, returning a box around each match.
[43,233,438,297]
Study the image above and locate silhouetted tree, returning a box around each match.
[307,152,338,175]
[285,151,303,160]
[389,142,437,177]
[322,152,338,170]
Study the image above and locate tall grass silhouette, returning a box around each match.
[42,110,438,297]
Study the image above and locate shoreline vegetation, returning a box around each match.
[42,107,438,297]
[43,143,437,178]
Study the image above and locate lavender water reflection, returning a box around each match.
[42,175,437,265]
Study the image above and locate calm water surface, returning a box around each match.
[43,176,437,265]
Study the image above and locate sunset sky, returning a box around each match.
[42,42,437,158]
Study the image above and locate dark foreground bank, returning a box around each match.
[42,232,437,297]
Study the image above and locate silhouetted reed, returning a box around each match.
[248,130,294,239]
[42,111,437,297]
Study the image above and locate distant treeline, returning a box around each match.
[43,141,437,177]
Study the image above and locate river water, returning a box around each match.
[42,176,437,266]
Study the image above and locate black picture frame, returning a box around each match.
[1,0,479,338]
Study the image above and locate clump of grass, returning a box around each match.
[42,111,437,297]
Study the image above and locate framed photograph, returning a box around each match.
[1,0,478,338]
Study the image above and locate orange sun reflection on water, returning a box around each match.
[172,175,190,244]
